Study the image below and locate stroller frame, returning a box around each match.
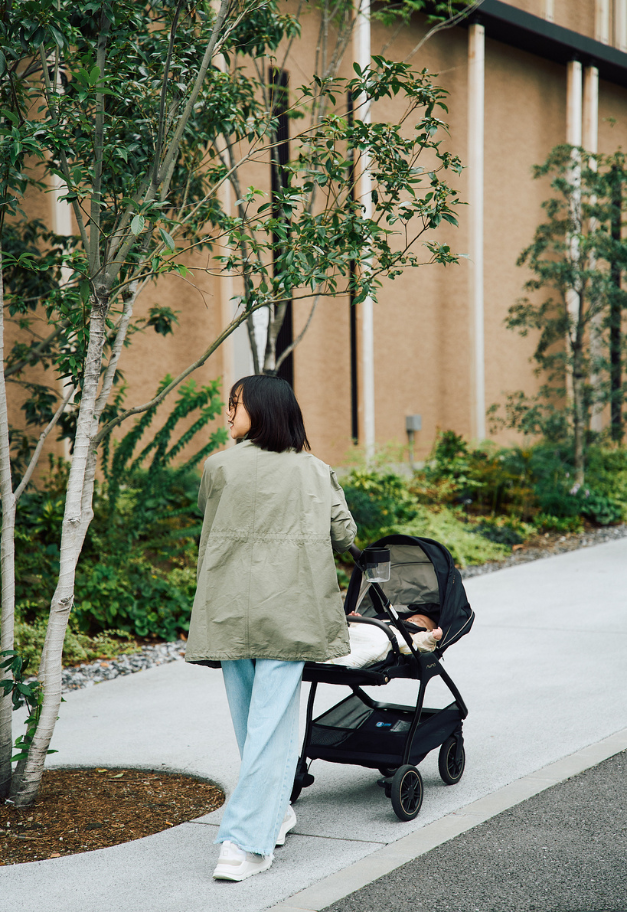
[291,536,473,820]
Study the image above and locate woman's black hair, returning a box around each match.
[230,375,311,453]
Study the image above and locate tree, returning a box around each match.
[491,144,627,483]
[0,0,468,805]
[226,0,481,376]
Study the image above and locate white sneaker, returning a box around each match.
[276,804,297,847]
[213,841,273,882]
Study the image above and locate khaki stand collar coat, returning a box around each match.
[185,440,357,664]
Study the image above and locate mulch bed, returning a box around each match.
[0,767,224,866]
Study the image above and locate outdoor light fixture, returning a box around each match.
[405,414,422,468]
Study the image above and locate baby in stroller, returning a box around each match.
[326,610,443,669]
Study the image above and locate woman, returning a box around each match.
[185,375,356,882]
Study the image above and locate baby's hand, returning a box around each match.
[348,610,361,616]
[432,627,443,640]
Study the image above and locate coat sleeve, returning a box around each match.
[329,468,357,552]
[196,460,215,582]
[198,460,213,514]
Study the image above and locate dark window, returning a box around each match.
[270,68,293,386]
[347,91,358,442]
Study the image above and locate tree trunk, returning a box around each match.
[573,372,586,485]
[572,318,586,486]
[9,291,110,807]
[263,302,288,374]
[0,245,16,799]
[610,179,623,442]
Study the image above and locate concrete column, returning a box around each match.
[213,39,249,435]
[616,0,627,52]
[596,0,611,44]
[566,60,583,146]
[468,22,485,442]
[216,178,235,396]
[353,0,375,460]
[583,66,599,152]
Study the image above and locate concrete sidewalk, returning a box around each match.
[1,538,626,912]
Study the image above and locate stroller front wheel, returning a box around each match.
[390,765,423,821]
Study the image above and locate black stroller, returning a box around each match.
[291,534,474,821]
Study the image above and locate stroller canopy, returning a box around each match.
[344,534,474,652]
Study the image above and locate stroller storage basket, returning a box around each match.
[309,693,463,769]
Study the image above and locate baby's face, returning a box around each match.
[406,613,435,631]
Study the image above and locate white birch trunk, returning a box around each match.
[10,291,110,806]
[0,246,16,799]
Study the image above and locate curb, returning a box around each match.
[269,726,627,912]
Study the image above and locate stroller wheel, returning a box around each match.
[378,766,398,778]
[390,765,423,821]
[438,735,466,785]
[291,768,315,803]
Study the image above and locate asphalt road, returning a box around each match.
[324,749,627,912]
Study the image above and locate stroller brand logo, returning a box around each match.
[375,722,392,728]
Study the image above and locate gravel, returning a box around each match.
[60,523,627,691]
[61,640,187,693]
[460,522,627,578]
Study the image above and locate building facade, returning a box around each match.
[29,0,627,468]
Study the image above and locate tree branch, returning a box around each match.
[92,300,269,445]
[14,383,75,504]
[38,45,91,256]
[274,289,321,372]
[105,0,235,284]
[4,323,66,379]
[403,0,485,63]
[88,10,112,275]
[152,1,185,192]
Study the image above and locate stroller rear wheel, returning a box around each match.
[378,765,398,778]
[390,765,423,821]
[438,735,466,785]
[291,766,315,803]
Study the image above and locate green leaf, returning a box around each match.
[159,227,175,251]
[131,214,145,236]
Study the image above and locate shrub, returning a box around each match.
[414,432,626,527]
[342,470,419,543]
[341,465,511,567]
[393,507,511,568]
[14,618,136,670]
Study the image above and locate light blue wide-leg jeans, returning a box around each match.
[216,658,304,856]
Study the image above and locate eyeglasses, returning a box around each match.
[228,397,239,413]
